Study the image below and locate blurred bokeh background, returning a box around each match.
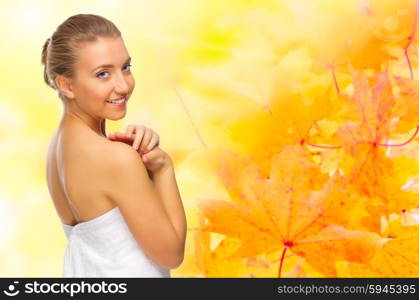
[0,0,418,277]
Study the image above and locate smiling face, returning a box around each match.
[69,36,135,120]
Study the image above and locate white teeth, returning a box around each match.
[106,98,126,104]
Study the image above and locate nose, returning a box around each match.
[113,71,130,95]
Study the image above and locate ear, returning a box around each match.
[55,74,75,99]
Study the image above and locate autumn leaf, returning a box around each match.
[192,211,289,277]
[291,225,383,276]
[392,76,419,133]
[348,225,419,277]
[193,213,248,277]
[336,69,396,152]
[186,44,343,174]
[381,209,419,238]
[198,145,383,277]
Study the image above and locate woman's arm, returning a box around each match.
[104,143,184,269]
[150,159,187,257]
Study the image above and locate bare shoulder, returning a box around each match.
[65,128,137,164]
[102,140,144,168]
[100,140,151,197]
[60,128,141,181]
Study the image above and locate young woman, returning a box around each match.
[43,14,187,277]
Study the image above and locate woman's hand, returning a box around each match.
[107,124,170,173]
[140,146,172,174]
[107,124,159,155]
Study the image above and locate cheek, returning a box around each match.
[85,83,109,103]
[128,75,135,91]
[73,76,108,105]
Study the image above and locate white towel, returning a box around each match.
[61,206,171,278]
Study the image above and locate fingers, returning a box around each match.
[132,126,146,150]
[141,147,156,162]
[108,132,124,140]
[116,131,131,140]
[112,125,159,154]
[138,128,152,153]
[125,124,136,138]
[145,133,159,152]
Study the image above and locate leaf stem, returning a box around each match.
[404,48,414,80]
[404,0,419,79]
[173,84,208,148]
[330,66,341,95]
[305,142,342,149]
[305,125,419,149]
[377,125,419,147]
[278,246,288,278]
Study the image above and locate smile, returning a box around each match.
[106,98,127,104]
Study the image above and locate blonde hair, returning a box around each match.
[41,14,121,100]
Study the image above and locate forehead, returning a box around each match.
[75,36,129,71]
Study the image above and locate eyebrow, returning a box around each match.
[91,57,131,73]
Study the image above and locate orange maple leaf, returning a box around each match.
[198,146,383,277]
[347,225,419,277]
[330,70,419,230]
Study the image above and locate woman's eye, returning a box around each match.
[123,64,132,71]
[97,71,109,78]
[96,64,132,79]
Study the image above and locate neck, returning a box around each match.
[60,111,107,138]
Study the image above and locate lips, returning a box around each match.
[108,96,126,101]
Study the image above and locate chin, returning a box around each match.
[107,112,126,121]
